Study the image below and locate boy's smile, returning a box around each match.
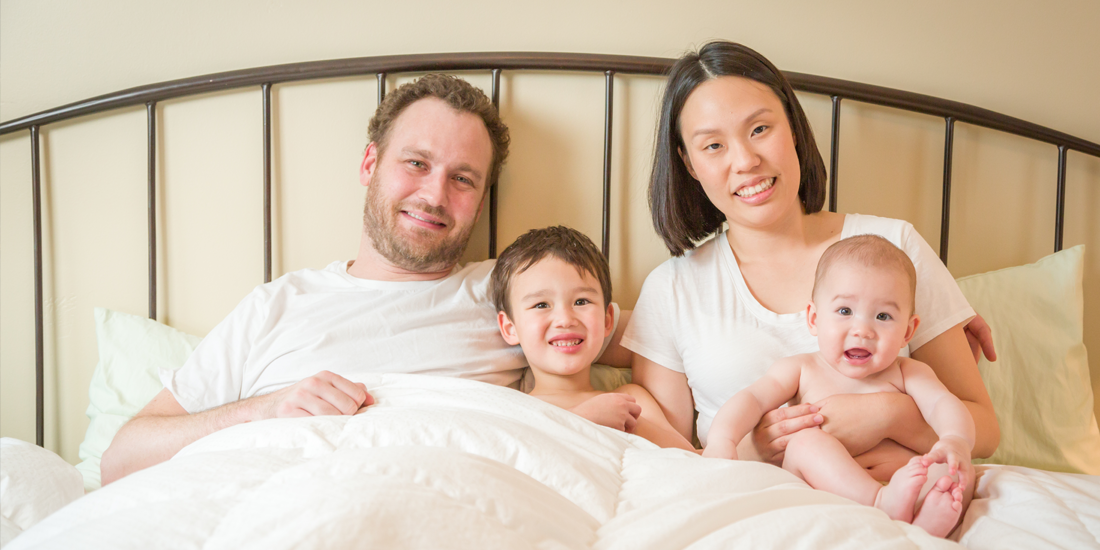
[497,256,613,380]
[807,261,919,379]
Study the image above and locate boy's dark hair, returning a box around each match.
[490,226,612,317]
[649,40,827,256]
[813,234,917,313]
[368,74,511,191]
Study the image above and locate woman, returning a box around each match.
[622,41,999,470]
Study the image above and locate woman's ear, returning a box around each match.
[498,311,520,346]
[678,147,699,180]
[806,301,819,335]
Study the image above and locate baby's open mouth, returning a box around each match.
[845,349,870,360]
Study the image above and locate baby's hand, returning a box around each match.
[570,393,642,433]
[922,435,972,488]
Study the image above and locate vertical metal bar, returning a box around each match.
[262,83,273,283]
[30,125,44,447]
[377,73,386,104]
[489,69,501,259]
[1055,145,1067,252]
[146,103,157,320]
[828,96,841,213]
[939,117,956,265]
[601,70,614,259]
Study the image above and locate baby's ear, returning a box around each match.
[805,301,818,335]
[497,311,520,346]
[903,314,921,345]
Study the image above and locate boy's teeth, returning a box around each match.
[552,339,581,347]
[736,177,775,197]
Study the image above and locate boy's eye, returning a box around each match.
[532,302,549,309]
[574,298,591,306]
[837,307,852,316]
[876,312,892,321]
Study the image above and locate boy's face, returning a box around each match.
[497,256,613,377]
[807,261,919,379]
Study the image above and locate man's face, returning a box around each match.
[360,97,494,273]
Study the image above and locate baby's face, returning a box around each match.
[497,256,613,377]
[808,261,917,379]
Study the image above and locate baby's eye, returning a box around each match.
[751,125,769,136]
[837,307,852,316]
[574,298,591,306]
[876,312,893,321]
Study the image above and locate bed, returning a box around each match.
[1,52,1098,549]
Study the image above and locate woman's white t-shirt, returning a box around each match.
[621,214,974,446]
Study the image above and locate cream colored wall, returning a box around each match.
[2,0,1097,462]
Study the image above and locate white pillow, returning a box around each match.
[76,308,201,491]
[957,245,1100,474]
[0,438,84,544]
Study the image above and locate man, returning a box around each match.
[101,74,633,485]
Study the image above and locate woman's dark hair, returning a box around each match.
[650,41,827,256]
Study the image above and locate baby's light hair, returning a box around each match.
[490,226,611,317]
[812,235,917,313]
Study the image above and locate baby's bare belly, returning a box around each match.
[854,439,918,482]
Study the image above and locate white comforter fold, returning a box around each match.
[10,374,958,549]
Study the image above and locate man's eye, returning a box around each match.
[409,160,425,168]
[751,125,768,136]
[876,312,892,321]
[455,175,474,186]
[837,307,852,315]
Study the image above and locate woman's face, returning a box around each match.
[678,76,803,230]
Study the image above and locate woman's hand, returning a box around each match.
[749,403,822,465]
[814,393,937,456]
[964,313,997,364]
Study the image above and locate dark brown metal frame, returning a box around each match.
[3,52,1097,446]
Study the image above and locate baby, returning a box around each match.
[491,226,694,451]
[703,234,975,537]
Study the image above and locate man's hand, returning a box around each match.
[750,403,822,465]
[254,371,374,420]
[964,313,997,364]
[569,393,641,433]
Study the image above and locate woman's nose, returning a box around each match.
[729,140,761,172]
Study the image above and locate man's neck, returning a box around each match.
[346,234,456,282]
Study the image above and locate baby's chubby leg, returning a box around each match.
[911,461,974,537]
[783,428,924,522]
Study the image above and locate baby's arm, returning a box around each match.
[614,384,696,451]
[900,359,975,481]
[702,357,803,460]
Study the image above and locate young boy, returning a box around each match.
[703,235,975,537]
[491,226,694,451]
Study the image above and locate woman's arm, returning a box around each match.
[910,322,1000,458]
[631,354,695,442]
[616,384,695,451]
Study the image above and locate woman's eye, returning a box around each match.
[876,312,892,321]
[751,125,768,136]
[837,307,852,315]
[704,142,721,150]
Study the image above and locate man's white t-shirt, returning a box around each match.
[621,214,975,446]
[163,259,524,414]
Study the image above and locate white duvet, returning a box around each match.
[0,374,1038,549]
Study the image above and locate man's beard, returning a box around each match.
[362,175,477,273]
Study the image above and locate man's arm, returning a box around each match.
[100,371,372,485]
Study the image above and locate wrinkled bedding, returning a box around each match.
[9,373,957,549]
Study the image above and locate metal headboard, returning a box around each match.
[2,52,1098,447]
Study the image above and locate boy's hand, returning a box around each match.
[570,394,642,433]
[922,435,973,489]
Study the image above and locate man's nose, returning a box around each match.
[416,171,449,207]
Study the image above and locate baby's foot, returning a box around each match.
[912,475,963,537]
[874,456,927,522]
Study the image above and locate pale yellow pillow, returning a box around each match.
[957,245,1100,474]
